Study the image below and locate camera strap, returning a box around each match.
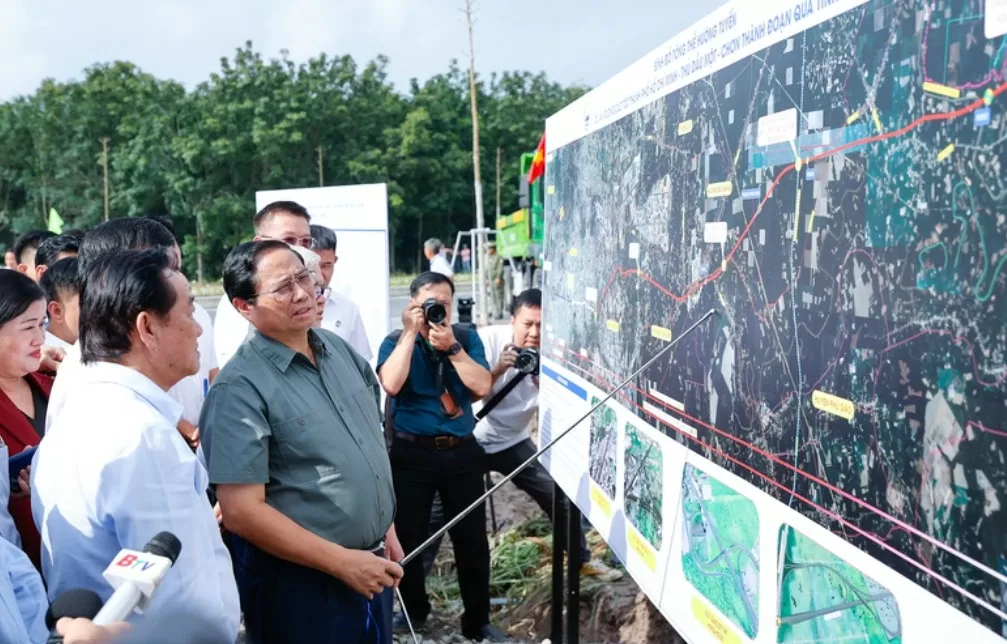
[475,370,529,421]
[420,336,463,419]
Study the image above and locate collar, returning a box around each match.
[250,328,329,372]
[86,362,184,426]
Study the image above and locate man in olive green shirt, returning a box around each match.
[199,240,403,644]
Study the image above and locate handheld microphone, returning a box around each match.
[92,531,182,626]
[45,588,104,643]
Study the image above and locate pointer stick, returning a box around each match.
[400,308,718,567]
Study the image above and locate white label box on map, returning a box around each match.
[703,221,728,244]
[988,0,1007,38]
[628,242,640,259]
[757,108,798,147]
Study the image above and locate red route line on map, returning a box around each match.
[550,353,1007,617]
[552,347,1007,587]
[593,81,1007,311]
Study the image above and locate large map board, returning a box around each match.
[538,1,1007,642]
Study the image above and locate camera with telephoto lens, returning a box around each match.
[422,298,448,325]
[514,347,540,375]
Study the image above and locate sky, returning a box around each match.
[0,0,726,101]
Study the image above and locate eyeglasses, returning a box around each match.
[253,269,317,301]
[315,286,331,300]
[260,234,315,249]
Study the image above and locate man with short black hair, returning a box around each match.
[201,240,402,644]
[32,248,240,642]
[12,230,55,278]
[214,201,315,367]
[309,224,371,360]
[33,234,80,281]
[39,257,81,351]
[377,271,502,642]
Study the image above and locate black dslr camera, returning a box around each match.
[422,298,448,325]
[514,347,540,375]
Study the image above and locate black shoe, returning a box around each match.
[392,611,426,632]
[462,624,507,642]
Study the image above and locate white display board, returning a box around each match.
[255,184,390,364]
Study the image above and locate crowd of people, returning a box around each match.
[0,201,616,644]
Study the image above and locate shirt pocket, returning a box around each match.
[270,408,342,483]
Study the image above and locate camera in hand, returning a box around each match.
[422,298,448,325]
[514,347,540,375]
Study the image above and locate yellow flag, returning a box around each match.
[48,208,64,234]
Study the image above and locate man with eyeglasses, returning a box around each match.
[310,225,372,360]
[200,240,403,644]
[213,201,315,368]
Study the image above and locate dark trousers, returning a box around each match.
[238,539,393,644]
[422,438,590,575]
[391,437,491,636]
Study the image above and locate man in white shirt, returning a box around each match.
[214,200,315,368]
[310,224,372,360]
[424,238,454,278]
[39,257,80,352]
[473,289,619,580]
[45,218,183,434]
[31,248,240,642]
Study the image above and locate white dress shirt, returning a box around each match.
[31,363,240,642]
[212,294,252,369]
[43,342,85,434]
[430,252,454,277]
[43,331,72,352]
[167,302,218,425]
[472,325,539,454]
[320,291,372,361]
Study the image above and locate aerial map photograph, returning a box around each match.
[543,0,1007,636]
[623,423,665,550]
[680,463,761,638]
[777,524,903,643]
[588,397,619,500]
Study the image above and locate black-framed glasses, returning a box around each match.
[253,269,316,301]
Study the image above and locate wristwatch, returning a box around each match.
[447,342,462,356]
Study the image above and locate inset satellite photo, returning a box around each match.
[777,524,902,643]
[681,464,760,638]
[623,423,664,549]
[588,396,618,499]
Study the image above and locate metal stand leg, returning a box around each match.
[566,499,581,644]
[551,483,566,643]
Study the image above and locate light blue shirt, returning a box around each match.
[31,362,240,643]
[0,530,48,644]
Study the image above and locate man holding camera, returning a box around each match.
[475,289,621,580]
[377,272,503,642]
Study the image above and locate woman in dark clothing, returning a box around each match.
[0,270,52,570]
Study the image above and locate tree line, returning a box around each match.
[0,42,587,278]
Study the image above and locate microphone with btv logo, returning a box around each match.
[92,531,182,626]
[45,588,104,643]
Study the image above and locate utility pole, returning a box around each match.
[100,137,110,221]
[495,147,502,218]
[316,145,324,187]
[196,212,205,283]
[464,0,488,325]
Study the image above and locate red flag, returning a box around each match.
[527,133,546,184]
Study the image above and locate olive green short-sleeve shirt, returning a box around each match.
[199,329,395,550]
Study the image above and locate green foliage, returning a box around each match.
[0,44,587,276]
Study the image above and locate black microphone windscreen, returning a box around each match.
[144,531,182,564]
[45,588,103,630]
